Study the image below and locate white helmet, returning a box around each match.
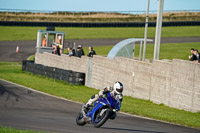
[113,81,123,94]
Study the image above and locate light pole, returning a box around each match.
[153,0,164,60]
[142,0,150,61]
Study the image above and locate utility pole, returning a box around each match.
[142,0,150,61]
[153,0,164,60]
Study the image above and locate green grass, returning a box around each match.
[64,45,113,56]
[0,26,200,41]
[0,127,43,133]
[81,42,200,60]
[134,42,200,60]
[81,45,113,56]
[121,97,200,127]
[0,62,98,103]
[0,62,200,129]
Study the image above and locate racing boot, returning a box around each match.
[83,104,91,113]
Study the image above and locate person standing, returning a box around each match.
[194,49,200,63]
[67,47,75,56]
[87,46,96,57]
[75,45,85,58]
[42,35,47,47]
[189,48,197,61]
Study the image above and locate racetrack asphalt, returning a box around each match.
[0,37,200,62]
[0,79,199,133]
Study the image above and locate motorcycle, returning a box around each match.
[76,92,121,128]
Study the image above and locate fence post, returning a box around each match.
[86,58,93,87]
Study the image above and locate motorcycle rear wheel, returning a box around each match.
[76,113,86,126]
[94,109,110,128]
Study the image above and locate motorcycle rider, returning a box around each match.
[84,81,124,114]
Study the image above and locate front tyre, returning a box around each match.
[76,113,86,126]
[94,109,110,128]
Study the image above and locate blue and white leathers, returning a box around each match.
[76,92,121,128]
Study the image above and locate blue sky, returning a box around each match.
[0,0,200,12]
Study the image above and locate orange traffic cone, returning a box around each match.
[16,45,19,53]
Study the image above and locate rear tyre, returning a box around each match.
[76,113,86,126]
[94,109,110,128]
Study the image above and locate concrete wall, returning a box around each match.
[35,52,200,112]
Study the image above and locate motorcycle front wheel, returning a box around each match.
[76,113,86,126]
[93,109,110,128]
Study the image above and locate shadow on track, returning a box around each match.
[0,84,20,102]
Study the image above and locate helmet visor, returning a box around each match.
[116,88,123,93]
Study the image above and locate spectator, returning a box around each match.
[42,35,47,47]
[75,45,85,58]
[194,49,200,63]
[55,36,63,54]
[58,43,63,54]
[67,47,75,56]
[52,43,57,54]
[87,46,96,57]
[52,43,61,56]
[57,35,62,44]
[57,44,61,56]
[189,48,197,61]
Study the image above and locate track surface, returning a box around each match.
[0,37,200,62]
[0,79,199,133]
[0,37,200,132]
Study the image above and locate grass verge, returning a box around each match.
[81,42,200,60]
[23,42,200,61]
[0,26,200,41]
[0,62,200,129]
[0,127,43,133]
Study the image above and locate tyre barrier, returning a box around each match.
[22,60,85,85]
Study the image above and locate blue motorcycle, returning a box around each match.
[76,92,121,128]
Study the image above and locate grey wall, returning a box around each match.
[35,52,200,112]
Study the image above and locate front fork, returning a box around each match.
[81,104,92,123]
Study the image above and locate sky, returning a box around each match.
[0,0,200,12]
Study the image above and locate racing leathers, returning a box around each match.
[85,86,123,108]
